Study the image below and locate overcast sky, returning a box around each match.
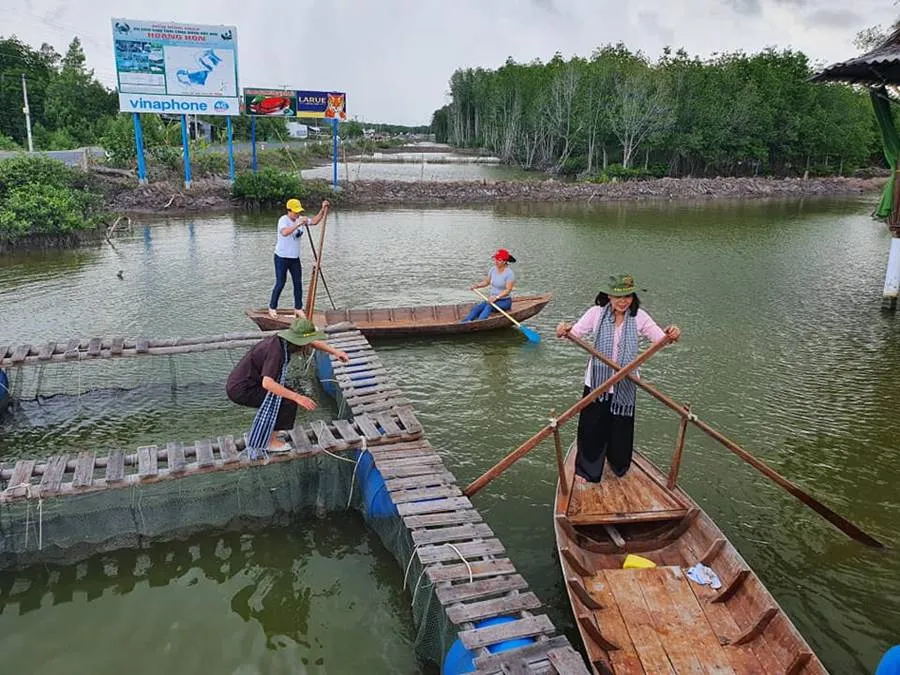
[4,0,897,125]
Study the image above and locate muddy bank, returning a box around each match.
[102,175,884,216]
[0,227,108,255]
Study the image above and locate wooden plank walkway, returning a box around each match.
[319,323,589,675]
[0,331,276,368]
[0,323,589,674]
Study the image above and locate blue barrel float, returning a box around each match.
[877,646,900,675]
[0,368,9,413]
[443,616,536,674]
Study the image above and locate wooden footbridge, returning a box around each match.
[0,324,589,675]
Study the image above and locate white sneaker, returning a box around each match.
[268,308,278,319]
[294,309,306,319]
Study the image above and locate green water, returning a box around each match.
[1,197,899,673]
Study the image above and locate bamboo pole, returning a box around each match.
[667,403,690,489]
[305,206,329,317]
[565,333,885,549]
[463,335,672,498]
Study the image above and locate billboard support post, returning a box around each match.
[250,116,257,173]
[226,116,235,183]
[180,114,192,189]
[132,113,148,184]
[331,118,338,190]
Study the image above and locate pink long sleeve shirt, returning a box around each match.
[570,305,666,390]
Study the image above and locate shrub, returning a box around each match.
[231,168,338,209]
[193,151,229,177]
[0,154,81,200]
[0,134,20,151]
[0,183,99,239]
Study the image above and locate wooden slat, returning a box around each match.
[332,419,361,443]
[785,651,813,675]
[427,559,518,583]
[64,338,80,358]
[87,337,102,356]
[380,463,451,480]
[218,436,239,464]
[390,485,461,503]
[6,460,36,496]
[167,442,186,474]
[561,547,592,577]
[385,471,456,491]
[546,647,590,674]
[374,412,403,437]
[290,426,315,453]
[310,420,339,449]
[403,510,484,529]
[568,576,603,611]
[447,592,542,624]
[0,345,8,360]
[39,455,69,494]
[10,344,30,363]
[473,636,572,671]
[701,538,726,565]
[71,451,96,488]
[195,439,214,468]
[435,574,529,604]
[566,508,688,526]
[376,455,444,470]
[135,338,149,353]
[395,406,423,435]
[417,538,505,564]
[106,450,125,483]
[354,414,383,441]
[111,337,124,356]
[38,341,57,361]
[711,569,750,603]
[412,523,494,546]
[396,496,473,516]
[459,615,555,651]
[732,607,777,646]
[137,446,158,478]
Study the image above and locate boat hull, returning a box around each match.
[246,293,551,337]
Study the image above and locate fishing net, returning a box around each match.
[0,348,455,670]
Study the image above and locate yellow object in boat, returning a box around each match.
[622,554,656,569]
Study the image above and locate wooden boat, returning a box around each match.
[245,293,551,337]
[554,445,827,674]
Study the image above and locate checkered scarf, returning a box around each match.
[591,305,638,417]
[246,338,290,458]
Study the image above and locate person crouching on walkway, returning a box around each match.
[555,275,681,483]
[268,198,330,320]
[462,248,516,322]
[226,318,349,457]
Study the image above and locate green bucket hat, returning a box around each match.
[605,274,637,297]
[278,318,325,347]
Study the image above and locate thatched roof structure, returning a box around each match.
[812,26,900,85]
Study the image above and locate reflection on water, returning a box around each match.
[0,197,898,673]
[0,516,419,675]
[301,160,537,182]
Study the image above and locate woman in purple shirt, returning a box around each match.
[556,274,681,483]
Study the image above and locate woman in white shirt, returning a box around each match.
[556,274,680,482]
[268,198,330,319]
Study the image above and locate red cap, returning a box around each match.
[493,248,512,262]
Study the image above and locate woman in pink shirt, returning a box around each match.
[556,274,681,483]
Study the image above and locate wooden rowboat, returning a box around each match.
[554,445,827,674]
[246,293,552,337]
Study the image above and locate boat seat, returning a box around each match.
[566,460,688,526]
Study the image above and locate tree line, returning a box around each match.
[430,45,881,178]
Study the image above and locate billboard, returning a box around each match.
[243,88,298,116]
[297,91,347,120]
[112,18,239,116]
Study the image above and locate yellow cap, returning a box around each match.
[622,554,657,570]
[286,198,304,213]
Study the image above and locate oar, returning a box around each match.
[463,334,673,497]
[303,222,336,310]
[472,288,540,343]
[565,333,885,549]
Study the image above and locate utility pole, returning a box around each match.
[21,74,34,152]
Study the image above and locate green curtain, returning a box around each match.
[871,88,900,220]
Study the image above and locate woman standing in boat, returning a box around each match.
[268,198,330,320]
[556,275,680,483]
[462,248,516,322]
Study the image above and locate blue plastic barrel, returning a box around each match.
[356,450,399,518]
[443,616,536,674]
[0,369,9,413]
[877,646,900,675]
[314,351,340,400]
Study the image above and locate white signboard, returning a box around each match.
[112,18,239,115]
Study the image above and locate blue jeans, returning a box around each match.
[463,297,512,322]
[269,254,303,310]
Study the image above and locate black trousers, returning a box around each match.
[226,385,298,431]
[575,385,635,482]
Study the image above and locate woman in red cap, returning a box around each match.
[462,249,517,322]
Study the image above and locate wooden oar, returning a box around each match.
[305,206,330,317]
[472,288,540,343]
[303,222,336,310]
[565,333,885,549]
[463,334,672,497]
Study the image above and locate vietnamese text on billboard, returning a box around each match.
[112,18,240,116]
